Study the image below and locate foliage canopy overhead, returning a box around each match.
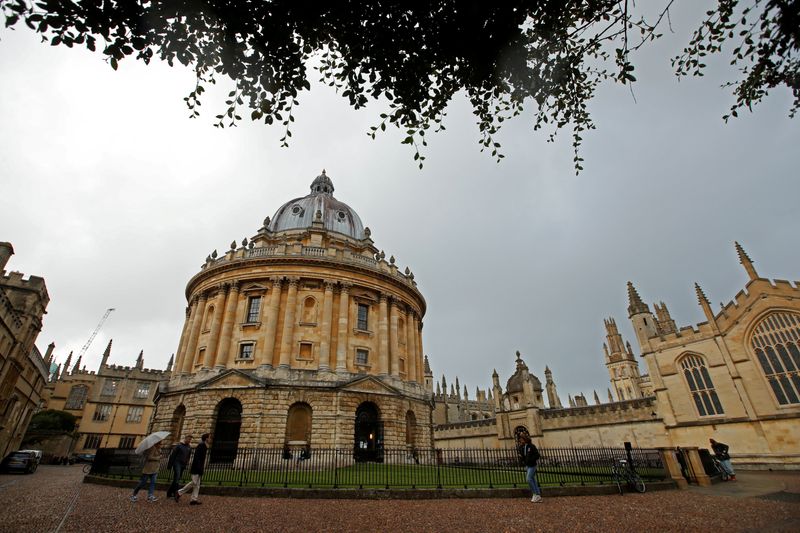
[2,0,797,172]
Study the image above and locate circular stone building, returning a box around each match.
[151,171,433,461]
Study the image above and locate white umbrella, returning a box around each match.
[135,431,170,455]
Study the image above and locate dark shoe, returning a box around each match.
[190,500,202,505]
[174,492,181,503]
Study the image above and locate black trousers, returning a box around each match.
[166,464,184,496]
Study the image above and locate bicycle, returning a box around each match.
[710,456,730,481]
[611,458,646,495]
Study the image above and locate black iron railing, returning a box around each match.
[91,446,666,490]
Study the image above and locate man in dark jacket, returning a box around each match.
[709,438,736,481]
[177,433,210,504]
[167,435,192,499]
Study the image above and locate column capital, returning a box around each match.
[390,297,403,309]
[270,276,283,287]
[184,306,191,319]
[323,279,337,291]
[379,292,389,303]
[286,277,300,288]
[339,282,352,293]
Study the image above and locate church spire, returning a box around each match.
[62,351,73,378]
[72,355,82,373]
[735,241,758,281]
[627,281,650,317]
[166,353,174,372]
[695,282,716,323]
[101,339,113,367]
[136,350,144,369]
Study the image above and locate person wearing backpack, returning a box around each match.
[518,434,542,502]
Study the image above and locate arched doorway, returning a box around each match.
[353,402,383,462]
[211,398,242,464]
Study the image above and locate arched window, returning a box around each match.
[301,297,317,324]
[405,410,416,447]
[750,311,800,405]
[171,404,186,444]
[679,354,724,416]
[204,306,215,330]
[285,402,312,444]
[65,385,88,410]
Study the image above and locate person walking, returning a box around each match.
[130,441,163,503]
[166,435,192,499]
[177,433,210,505]
[709,438,736,481]
[518,434,542,503]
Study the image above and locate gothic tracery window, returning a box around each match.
[65,385,88,410]
[750,311,800,405]
[679,354,724,416]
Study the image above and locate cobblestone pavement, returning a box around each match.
[1,466,798,533]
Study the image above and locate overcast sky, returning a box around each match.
[1,3,798,403]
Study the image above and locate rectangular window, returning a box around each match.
[357,303,369,330]
[126,406,144,423]
[355,349,369,366]
[247,296,262,322]
[84,434,102,449]
[399,358,405,373]
[92,404,112,422]
[298,342,313,360]
[100,379,118,397]
[239,343,254,360]
[195,348,205,367]
[134,382,150,399]
[119,436,136,449]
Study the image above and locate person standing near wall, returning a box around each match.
[130,441,162,503]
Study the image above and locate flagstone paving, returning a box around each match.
[1,466,798,532]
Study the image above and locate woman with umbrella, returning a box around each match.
[130,431,169,503]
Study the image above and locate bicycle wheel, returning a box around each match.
[628,472,646,493]
[612,470,624,496]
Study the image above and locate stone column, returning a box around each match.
[215,282,240,368]
[683,446,712,486]
[335,283,351,372]
[389,298,400,377]
[406,307,417,383]
[658,448,689,489]
[172,305,192,378]
[378,293,389,376]
[204,288,225,369]
[259,277,282,369]
[415,318,424,384]
[182,293,207,373]
[319,280,335,371]
[278,278,299,368]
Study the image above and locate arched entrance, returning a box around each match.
[353,402,383,462]
[211,398,242,464]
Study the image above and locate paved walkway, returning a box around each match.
[1,466,798,532]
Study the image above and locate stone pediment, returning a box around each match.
[196,369,264,390]
[337,375,400,396]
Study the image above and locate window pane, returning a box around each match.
[357,304,369,330]
[766,346,785,374]
[776,344,796,372]
[779,375,799,404]
[709,390,724,414]
[700,366,714,389]
[787,343,800,369]
[684,369,698,391]
[769,377,789,405]
[247,297,261,322]
[756,348,774,375]
[693,392,707,416]
[700,391,715,415]
[692,368,705,389]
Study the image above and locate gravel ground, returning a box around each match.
[1,466,798,533]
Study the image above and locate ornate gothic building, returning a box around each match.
[151,172,432,460]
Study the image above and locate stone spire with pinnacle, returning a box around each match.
[136,350,144,369]
[735,241,758,281]
[627,281,650,317]
[166,353,174,372]
[695,282,716,323]
[101,339,113,367]
[72,355,82,373]
[62,351,73,378]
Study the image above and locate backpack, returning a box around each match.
[524,443,540,467]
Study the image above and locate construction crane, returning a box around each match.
[77,308,115,360]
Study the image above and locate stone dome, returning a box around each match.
[506,352,542,393]
[268,170,366,240]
